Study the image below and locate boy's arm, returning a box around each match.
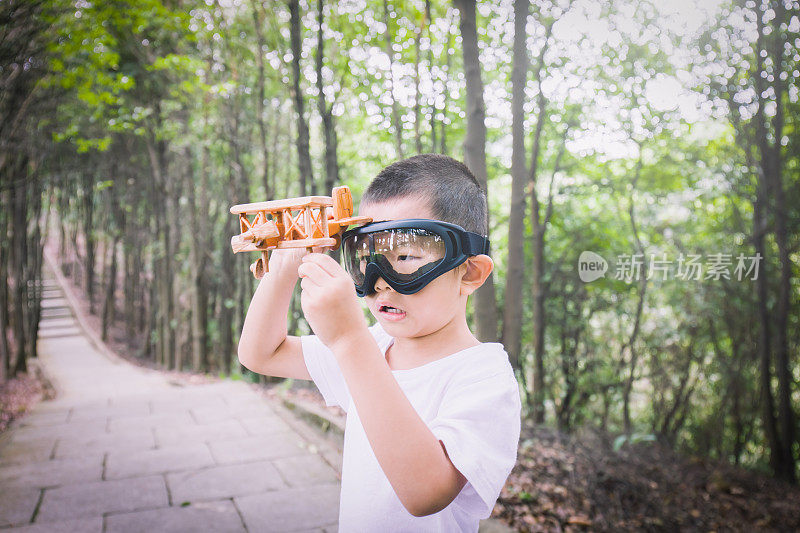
[238,249,310,380]
[298,254,467,517]
[333,330,468,516]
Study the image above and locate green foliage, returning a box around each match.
[36,0,800,480]
[518,491,534,503]
[43,0,199,152]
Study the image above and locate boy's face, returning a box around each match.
[358,197,468,339]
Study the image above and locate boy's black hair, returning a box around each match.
[361,154,488,235]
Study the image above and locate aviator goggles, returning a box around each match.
[341,219,490,296]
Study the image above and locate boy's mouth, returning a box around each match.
[378,303,406,321]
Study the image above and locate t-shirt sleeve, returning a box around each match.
[429,371,521,518]
[300,334,351,411]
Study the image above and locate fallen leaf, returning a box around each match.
[567,515,592,526]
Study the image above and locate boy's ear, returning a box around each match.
[459,255,494,296]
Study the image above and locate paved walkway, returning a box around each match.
[0,267,341,532]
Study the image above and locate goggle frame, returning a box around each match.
[341,218,490,296]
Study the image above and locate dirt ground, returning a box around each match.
[0,370,52,434]
[494,423,800,532]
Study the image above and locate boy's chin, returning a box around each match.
[374,316,409,334]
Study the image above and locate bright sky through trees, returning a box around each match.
[207,0,741,161]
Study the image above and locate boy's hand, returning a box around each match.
[268,248,306,280]
[269,247,325,281]
[298,253,368,351]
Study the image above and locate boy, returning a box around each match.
[238,154,521,532]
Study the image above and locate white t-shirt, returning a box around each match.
[301,324,521,532]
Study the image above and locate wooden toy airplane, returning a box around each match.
[230,186,371,279]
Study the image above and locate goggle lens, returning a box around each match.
[343,228,447,288]
[343,234,369,285]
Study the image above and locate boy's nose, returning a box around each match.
[373,275,392,293]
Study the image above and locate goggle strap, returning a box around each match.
[464,232,490,255]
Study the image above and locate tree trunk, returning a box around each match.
[10,158,28,376]
[289,0,315,195]
[765,0,796,483]
[220,198,237,375]
[413,6,425,154]
[166,155,181,371]
[270,109,281,198]
[620,154,647,435]
[145,132,173,368]
[426,0,437,153]
[527,57,551,421]
[7,154,44,377]
[383,0,404,159]
[252,0,272,199]
[143,281,156,360]
[102,236,118,342]
[440,11,455,155]
[57,185,69,269]
[530,220,545,421]
[185,147,209,373]
[0,186,10,382]
[752,2,789,480]
[81,171,96,312]
[753,165,780,475]
[123,232,134,339]
[145,142,159,363]
[230,102,249,367]
[122,161,137,341]
[454,0,498,342]
[555,290,588,432]
[502,0,529,371]
[220,98,246,374]
[24,168,44,366]
[713,315,746,465]
[316,0,339,192]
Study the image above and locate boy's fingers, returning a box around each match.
[297,261,330,281]
[300,276,319,290]
[302,253,341,276]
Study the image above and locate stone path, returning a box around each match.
[0,267,341,532]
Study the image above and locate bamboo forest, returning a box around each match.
[1,0,799,529]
